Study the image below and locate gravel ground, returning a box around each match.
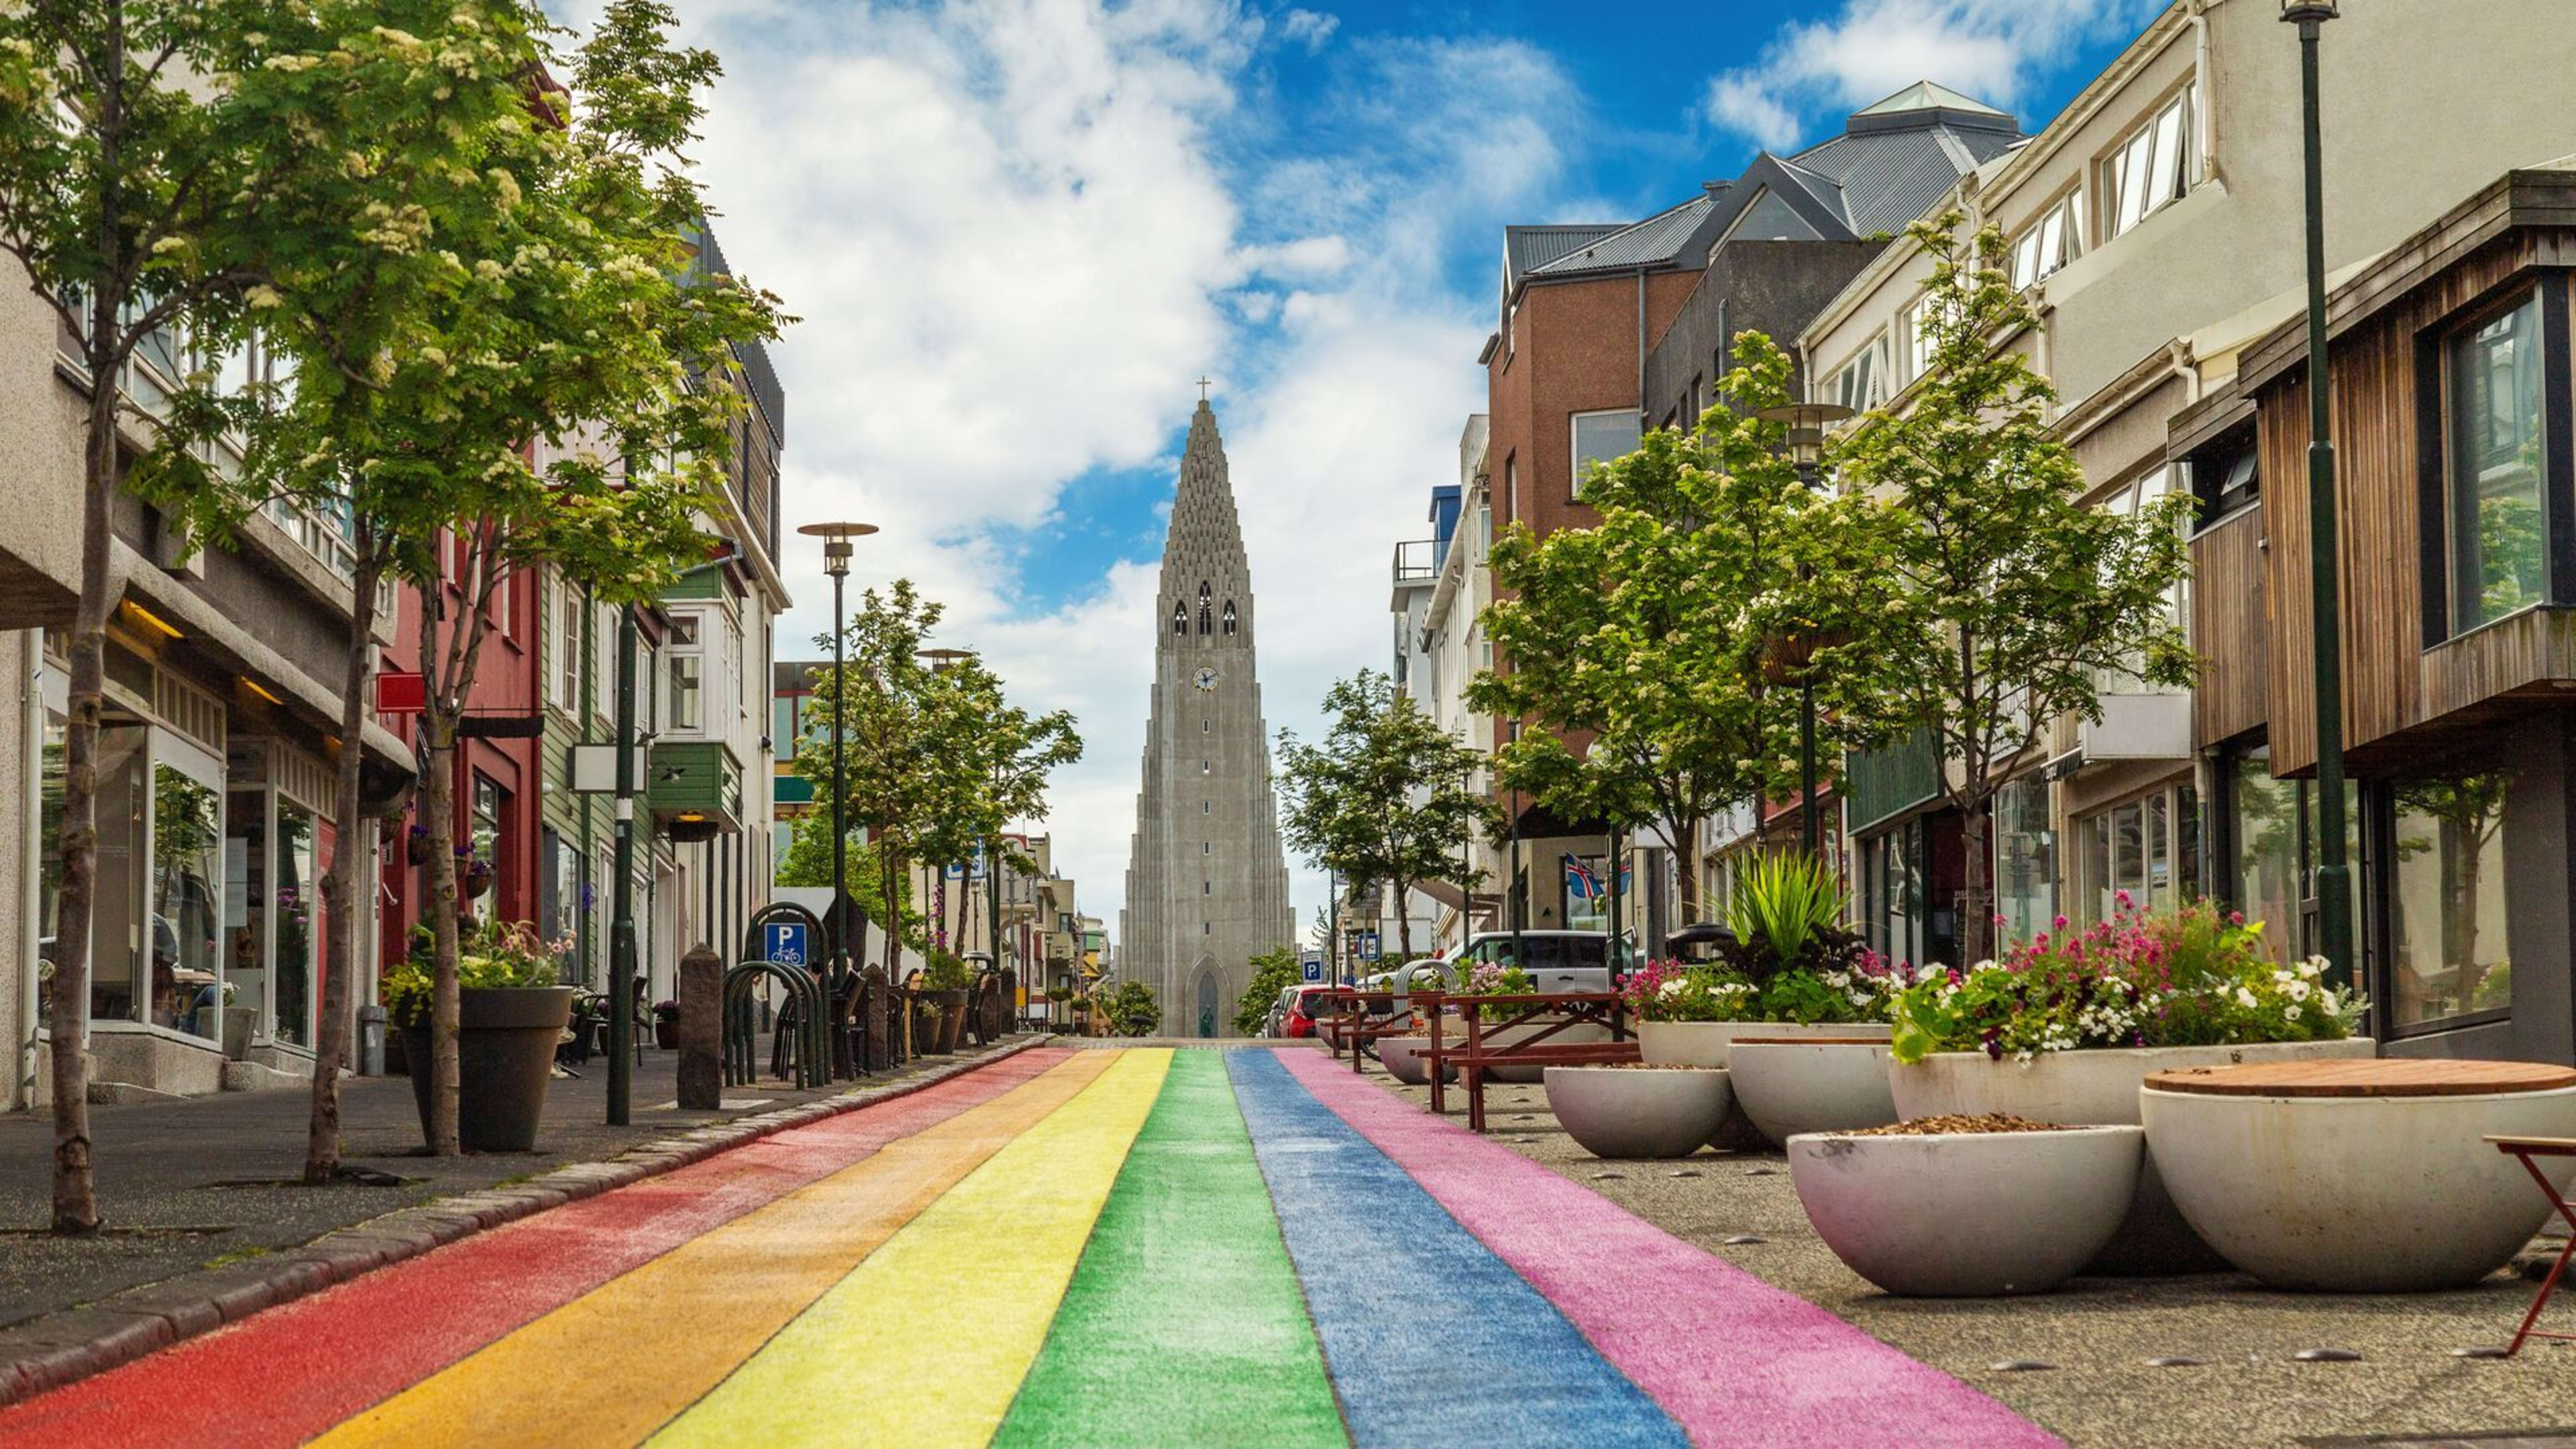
[1354,1062,2576,1448]
[0,1038,1019,1328]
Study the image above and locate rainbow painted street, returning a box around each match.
[0,1048,2053,1448]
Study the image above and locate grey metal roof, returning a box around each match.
[1505,224,1625,290]
[1526,193,1717,278]
[1785,119,2022,236]
[696,223,787,448]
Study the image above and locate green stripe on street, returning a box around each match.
[996,1050,1346,1449]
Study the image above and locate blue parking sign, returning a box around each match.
[1301,957,1324,983]
[765,922,809,968]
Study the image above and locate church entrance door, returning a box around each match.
[1195,965,1218,1038]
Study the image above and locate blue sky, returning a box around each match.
[646,0,2165,943]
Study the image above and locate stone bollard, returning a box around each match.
[1000,971,1020,1036]
[677,945,723,1110]
[861,965,892,1071]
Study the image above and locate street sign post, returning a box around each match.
[763,921,810,969]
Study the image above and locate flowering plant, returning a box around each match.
[1454,963,1536,998]
[1620,956,1901,1025]
[382,920,569,1026]
[1886,898,2367,1065]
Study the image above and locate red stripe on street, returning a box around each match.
[0,1049,1069,1449]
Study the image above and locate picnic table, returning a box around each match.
[1423,993,1635,1132]
[1326,989,1421,1072]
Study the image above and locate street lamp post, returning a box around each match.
[2284,0,2353,990]
[1754,402,1855,859]
[798,522,877,1075]
[1505,718,1525,971]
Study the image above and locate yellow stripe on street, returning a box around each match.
[314,1050,1120,1449]
[651,1049,1173,1449]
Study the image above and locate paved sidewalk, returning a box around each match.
[1351,1060,2576,1448]
[0,1034,1038,1332]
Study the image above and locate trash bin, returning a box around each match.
[357,1004,388,1077]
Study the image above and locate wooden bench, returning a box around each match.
[1422,994,1635,1132]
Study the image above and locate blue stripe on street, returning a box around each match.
[1226,1049,1687,1449]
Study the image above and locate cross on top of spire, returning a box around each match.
[1196,375,1213,400]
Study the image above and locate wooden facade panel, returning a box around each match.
[2261,234,2555,777]
[2190,505,2269,746]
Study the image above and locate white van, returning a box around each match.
[1446,930,1636,995]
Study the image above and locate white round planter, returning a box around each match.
[1640,1020,1889,1149]
[1544,1066,1732,1160]
[1789,1126,2143,1295]
[2143,1079,2576,1292]
[1377,1036,1455,1086]
[1730,1038,1900,1145]
[1888,1037,2377,1275]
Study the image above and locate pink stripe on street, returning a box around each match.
[1277,1050,2061,1448]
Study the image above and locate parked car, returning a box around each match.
[1282,984,1334,1038]
[1446,930,1637,994]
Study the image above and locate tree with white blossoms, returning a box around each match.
[1832,212,2193,967]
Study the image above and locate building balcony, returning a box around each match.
[1392,539,1437,584]
[648,739,745,837]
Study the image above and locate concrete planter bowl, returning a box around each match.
[1887,1038,2377,1275]
[2142,1071,2576,1292]
[1378,1036,1456,1086]
[1543,1065,1732,1160]
[1788,1125,2145,1296]
[1640,1020,1889,1148]
[1729,1038,1900,1146]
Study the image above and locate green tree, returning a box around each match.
[1468,334,1871,922]
[1278,670,1495,960]
[773,822,922,951]
[1833,213,2193,965]
[186,1,785,1161]
[1232,945,1301,1037]
[0,0,529,1232]
[1101,979,1161,1037]
[906,655,1081,953]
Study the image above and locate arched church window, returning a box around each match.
[1197,581,1212,635]
[1171,600,1187,635]
[1222,600,1237,635]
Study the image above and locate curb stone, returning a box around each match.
[0,1035,1048,1407]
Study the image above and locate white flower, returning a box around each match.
[2287,980,2311,1002]
[2284,1005,2301,1022]
[2234,987,2259,1010]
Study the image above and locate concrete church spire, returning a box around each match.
[1121,396,1296,1036]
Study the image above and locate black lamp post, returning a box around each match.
[1754,401,1856,858]
[2284,0,2353,990]
[797,521,877,1063]
[1504,718,1525,969]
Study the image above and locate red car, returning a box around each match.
[1283,985,1333,1038]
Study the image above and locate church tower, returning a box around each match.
[1121,398,1296,1036]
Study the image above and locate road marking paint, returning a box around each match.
[1230,1048,1686,1449]
[994,1049,1343,1448]
[651,1049,1171,1449]
[1277,1048,2063,1448]
[311,1049,1118,1449]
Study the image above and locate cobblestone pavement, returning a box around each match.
[1350,1057,2576,1449]
[0,1044,2052,1448]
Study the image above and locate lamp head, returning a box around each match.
[798,521,878,578]
[1752,402,1857,470]
[2280,0,2339,21]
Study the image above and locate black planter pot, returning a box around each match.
[936,987,969,1053]
[401,986,574,1152]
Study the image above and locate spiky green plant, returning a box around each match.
[1725,853,1848,977]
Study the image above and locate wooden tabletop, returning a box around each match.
[2145,1058,2576,1098]
[1733,1036,1888,1047]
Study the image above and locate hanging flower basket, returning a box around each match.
[463,859,496,901]
[1760,624,1854,686]
[405,828,431,865]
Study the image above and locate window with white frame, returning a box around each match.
[1896,299,1938,385]
[551,580,582,712]
[1570,410,1641,498]
[2093,464,2188,690]
[1825,333,1887,413]
[665,613,702,733]
[2102,85,2195,241]
[2010,190,2084,289]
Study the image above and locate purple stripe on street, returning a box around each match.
[1277,1050,2063,1449]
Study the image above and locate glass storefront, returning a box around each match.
[1992,774,2054,949]
[154,764,223,1038]
[274,802,319,1048]
[2229,747,2301,962]
[2076,780,2198,922]
[1860,820,1924,969]
[2386,763,2512,1029]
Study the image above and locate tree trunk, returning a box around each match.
[881,851,905,981]
[48,353,121,1236]
[1672,816,1703,924]
[1392,875,1413,961]
[415,596,462,1156]
[305,543,382,1183]
[1959,793,1993,968]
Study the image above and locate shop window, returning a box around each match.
[2443,292,2549,633]
[2227,747,2302,964]
[1860,821,1924,969]
[84,726,150,1024]
[2076,782,2198,923]
[272,802,318,1048]
[1992,774,2055,949]
[154,764,223,1038]
[2386,763,2512,1030]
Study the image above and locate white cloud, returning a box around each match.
[1277,7,1338,54]
[668,3,1575,951]
[1703,0,2161,148]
